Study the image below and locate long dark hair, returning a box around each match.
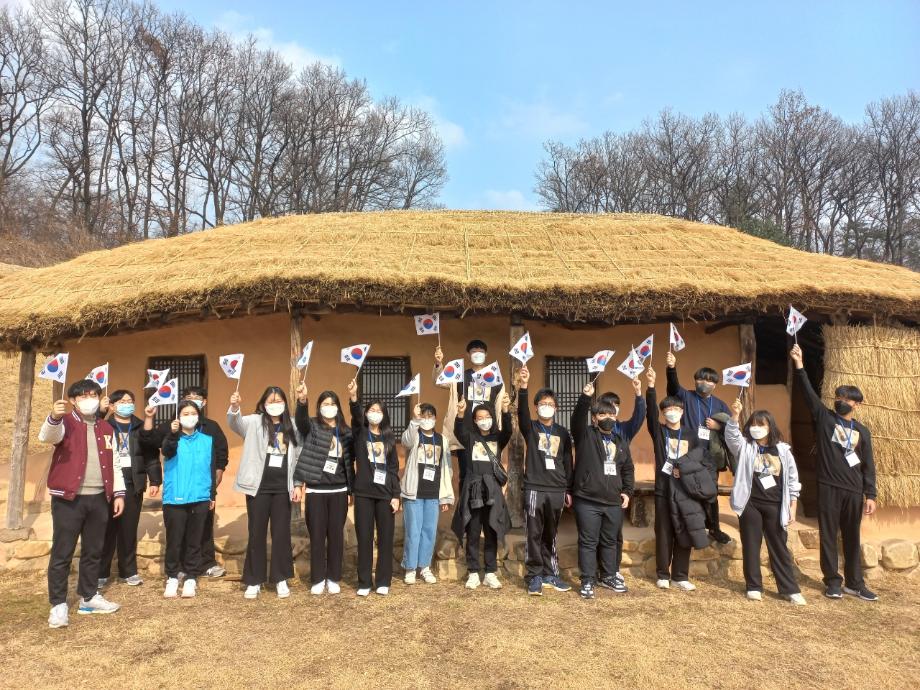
[469,400,496,438]
[362,399,395,456]
[743,409,783,447]
[255,386,296,446]
[315,390,349,433]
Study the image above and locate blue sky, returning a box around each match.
[156,0,920,210]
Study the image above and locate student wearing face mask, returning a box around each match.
[790,344,877,602]
[346,380,401,597]
[451,394,513,590]
[144,400,217,599]
[644,367,700,591]
[570,382,635,600]
[725,400,805,605]
[41,380,126,629]
[665,351,731,544]
[228,386,302,600]
[400,402,454,585]
[98,390,162,590]
[517,365,574,596]
[293,384,354,595]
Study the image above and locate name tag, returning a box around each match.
[661,461,673,476]
[846,451,860,467]
[117,451,132,470]
[323,459,339,474]
[422,467,436,482]
[544,454,556,471]
[759,474,776,490]
[604,462,617,476]
[697,427,710,441]
[373,469,387,485]
[268,454,284,468]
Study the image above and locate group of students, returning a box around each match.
[40,338,879,628]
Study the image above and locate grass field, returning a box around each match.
[2,567,917,689]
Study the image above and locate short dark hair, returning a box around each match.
[176,399,201,424]
[466,339,487,353]
[68,379,101,398]
[533,387,556,405]
[419,402,437,417]
[472,400,496,423]
[743,409,783,446]
[599,391,621,407]
[108,389,135,404]
[693,367,719,383]
[591,398,617,416]
[659,395,684,411]
[835,385,864,403]
[182,386,207,399]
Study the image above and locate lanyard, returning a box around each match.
[113,420,130,453]
[836,416,855,452]
[696,393,713,425]
[538,422,554,454]
[666,427,683,460]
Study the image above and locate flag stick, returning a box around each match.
[105,362,109,396]
[590,371,602,384]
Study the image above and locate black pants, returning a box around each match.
[243,492,294,586]
[466,504,498,574]
[354,495,396,589]
[100,484,144,580]
[163,502,209,579]
[654,494,690,581]
[573,498,621,583]
[524,489,563,579]
[739,499,800,595]
[817,483,864,589]
[704,498,722,533]
[48,493,110,605]
[305,491,348,585]
[181,505,217,572]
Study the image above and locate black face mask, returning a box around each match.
[597,418,616,433]
[834,400,854,416]
[695,382,715,396]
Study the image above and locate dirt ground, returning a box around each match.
[2,568,918,690]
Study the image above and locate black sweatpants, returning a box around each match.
[466,504,498,574]
[182,505,217,573]
[817,483,864,589]
[243,492,294,587]
[48,493,110,605]
[704,498,722,534]
[524,488,564,580]
[739,499,800,595]
[305,491,348,585]
[354,495,396,589]
[654,494,690,581]
[100,484,144,580]
[163,502,209,580]
[573,498,621,583]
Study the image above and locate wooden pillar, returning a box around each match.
[5,348,36,531]
[288,314,306,534]
[739,324,756,419]
[505,316,525,528]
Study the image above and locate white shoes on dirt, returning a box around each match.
[244,585,260,599]
[656,579,670,589]
[78,594,120,614]
[465,572,481,590]
[310,581,325,595]
[181,578,197,598]
[746,590,762,601]
[276,581,290,599]
[673,580,696,591]
[404,571,417,585]
[326,580,341,594]
[48,603,69,629]
[164,578,179,598]
[420,567,437,584]
[483,572,502,589]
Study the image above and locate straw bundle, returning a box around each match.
[0,211,919,349]
[822,324,920,508]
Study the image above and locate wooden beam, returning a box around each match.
[505,315,526,529]
[739,324,757,419]
[288,314,307,535]
[5,348,36,530]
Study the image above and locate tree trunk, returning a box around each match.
[739,324,757,420]
[288,314,307,535]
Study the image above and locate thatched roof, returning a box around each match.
[0,211,918,349]
[0,261,28,277]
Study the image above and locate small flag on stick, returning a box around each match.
[722,363,752,387]
[509,332,533,364]
[397,373,421,398]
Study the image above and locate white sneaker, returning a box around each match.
[465,572,481,590]
[746,590,762,601]
[181,578,197,598]
[78,593,120,614]
[326,580,341,594]
[310,581,325,595]
[404,571,417,585]
[164,578,180,598]
[656,579,671,589]
[673,580,696,591]
[787,593,807,606]
[244,585,260,599]
[376,586,389,596]
[205,565,226,578]
[356,588,371,597]
[483,572,502,589]
[420,567,437,584]
[48,603,69,629]
[276,581,290,599]
[121,574,143,586]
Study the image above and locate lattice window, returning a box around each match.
[358,357,411,436]
[147,355,206,425]
[544,356,593,430]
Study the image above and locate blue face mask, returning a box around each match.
[190,399,205,410]
[115,403,135,417]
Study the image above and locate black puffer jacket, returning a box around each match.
[451,472,512,542]
[668,447,717,549]
[293,402,354,490]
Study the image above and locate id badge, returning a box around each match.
[661,461,673,476]
[117,451,132,470]
[268,453,284,468]
[422,467,436,482]
[846,451,860,467]
[323,459,339,474]
[544,453,556,471]
[373,469,387,485]
[759,474,776,489]
[604,462,617,476]
[697,427,710,441]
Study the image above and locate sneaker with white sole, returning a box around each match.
[420,567,437,584]
[746,590,762,601]
[465,572,481,590]
[404,571,417,585]
[357,588,371,597]
[326,580,341,594]
[121,574,143,586]
[181,578,197,598]
[376,586,389,596]
[164,578,180,598]
[244,585,260,599]
[673,580,696,591]
[483,572,502,589]
[787,593,807,606]
[78,593,120,615]
[205,565,226,578]
[276,581,290,599]
[48,603,69,629]
[843,586,879,602]
[656,579,671,589]
[310,581,325,595]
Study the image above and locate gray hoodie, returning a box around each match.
[400,419,454,505]
[228,408,302,497]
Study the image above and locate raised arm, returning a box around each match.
[571,384,593,444]
[665,350,684,397]
[724,399,747,458]
[790,344,826,421]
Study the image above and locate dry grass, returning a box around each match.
[822,324,920,507]
[1,211,920,348]
[1,568,918,689]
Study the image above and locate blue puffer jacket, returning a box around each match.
[161,430,216,505]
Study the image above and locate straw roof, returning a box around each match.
[0,261,28,277]
[0,211,919,349]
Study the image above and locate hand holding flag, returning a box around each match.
[509,332,533,364]
[397,373,421,398]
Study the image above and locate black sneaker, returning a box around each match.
[824,584,843,599]
[709,530,732,545]
[843,586,879,602]
[579,581,595,600]
[598,576,627,593]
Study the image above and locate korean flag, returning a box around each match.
[637,334,654,361]
[219,354,245,380]
[786,306,807,337]
[149,378,179,406]
[85,364,109,388]
[296,341,314,370]
[586,349,615,374]
[669,323,686,352]
[341,344,370,367]
[473,362,503,388]
[436,358,464,385]
[414,313,440,336]
[39,353,69,383]
[617,348,645,380]
[722,363,752,387]
[509,332,533,364]
[145,368,170,389]
[397,373,421,398]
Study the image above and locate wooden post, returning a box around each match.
[505,315,525,529]
[288,314,306,535]
[5,348,36,531]
[739,324,756,419]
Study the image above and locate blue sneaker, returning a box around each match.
[528,578,543,596]
[542,575,572,592]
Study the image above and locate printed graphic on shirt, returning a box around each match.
[467,383,488,402]
[471,440,499,463]
[366,440,385,462]
[604,441,617,463]
[667,437,689,459]
[328,436,342,458]
[754,452,781,476]
[269,431,287,454]
[537,434,561,458]
[420,443,441,465]
[832,424,861,450]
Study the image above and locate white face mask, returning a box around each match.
[180,415,199,429]
[76,398,100,416]
[664,410,683,424]
[476,418,493,432]
[320,405,339,420]
[366,411,384,425]
[419,418,436,431]
[265,402,286,417]
[749,426,769,440]
[537,404,555,419]
[470,352,486,366]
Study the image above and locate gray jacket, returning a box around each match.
[725,420,801,529]
[400,419,454,504]
[228,408,302,497]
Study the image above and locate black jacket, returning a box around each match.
[152,415,229,471]
[645,386,699,498]
[570,393,635,505]
[451,472,512,542]
[517,394,573,493]
[349,400,400,499]
[668,447,717,549]
[108,414,161,491]
[293,402,354,490]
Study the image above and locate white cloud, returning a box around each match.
[216,10,339,71]
[413,95,467,151]
[481,189,539,211]
[495,99,588,140]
